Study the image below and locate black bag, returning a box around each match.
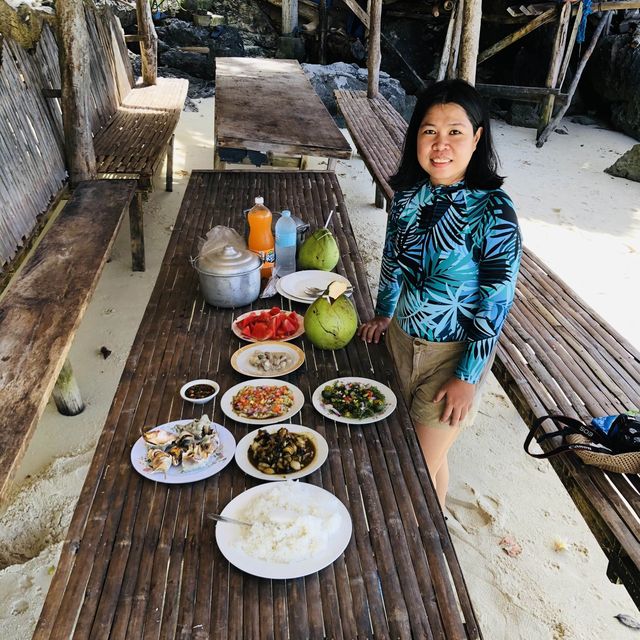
[524,414,640,473]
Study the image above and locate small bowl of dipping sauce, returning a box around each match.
[180,379,220,404]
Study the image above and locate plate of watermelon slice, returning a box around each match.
[232,307,305,343]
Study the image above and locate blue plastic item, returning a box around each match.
[275,210,297,277]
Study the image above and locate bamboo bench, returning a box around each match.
[335,88,640,607]
[0,180,138,503]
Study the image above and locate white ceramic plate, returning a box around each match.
[230,341,305,378]
[130,418,236,484]
[278,270,352,304]
[275,278,311,304]
[234,424,328,481]
[312,377,398,425]
[220,379,305,425]
[215,482,352,579]
[231,309,305,343]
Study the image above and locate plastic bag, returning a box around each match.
[197,226,246,270]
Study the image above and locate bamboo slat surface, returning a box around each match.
[335,89,640,607]
[0,24,66,269]
[0,180,137,503]
[35,170,482,640]
[215,58,352,160]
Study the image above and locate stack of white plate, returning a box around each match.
[276,270,353,304]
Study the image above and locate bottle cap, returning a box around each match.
[255,196,264,205]
[281,209,291,217]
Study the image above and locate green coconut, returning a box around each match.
[304,281,357,350]
[298,228,339,271]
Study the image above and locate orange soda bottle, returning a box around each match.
[247,196,275,278]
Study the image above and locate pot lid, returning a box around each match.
[196,244,261,275]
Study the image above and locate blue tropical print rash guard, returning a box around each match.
[375,180,522,385]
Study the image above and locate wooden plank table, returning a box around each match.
[214,58,352,168]
[35,170,482,639]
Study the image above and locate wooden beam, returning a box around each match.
[341,0,370,28]
[537,1,571,136]
[537,13,610,147]
[476,83,568,104]
[282,0,299,35]
[319,0,328,64]
[557,2,583,90]
[437,2,457,82]
[447,0,463,79]
[124,34,144,42]
[56,0,96,185]
[459,0,482,84]
[478,7,557,65]
[368,0,383,97]
[135,0,158,85]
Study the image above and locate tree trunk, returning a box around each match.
[136,0,158,85]
[459,0,482,84]
[367,0,383,97]
[56,0,96,185]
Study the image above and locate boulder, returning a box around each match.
[584,33,640,140]
[605,144,640,183]
[302,62,416,125]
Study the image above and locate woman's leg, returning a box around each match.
[414,423,461,509]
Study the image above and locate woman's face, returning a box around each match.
[416,102,483,186]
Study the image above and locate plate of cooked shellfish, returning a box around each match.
[234,424,328,481]
[131,415,236,484]
[230,341,305,378]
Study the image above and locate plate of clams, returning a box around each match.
[131,415,236,484]
[230,341,305,378]
[234,424,328,481]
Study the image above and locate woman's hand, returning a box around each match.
[357,316,392,344]
[433,377,476,427]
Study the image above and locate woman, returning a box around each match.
[358,79,522,508]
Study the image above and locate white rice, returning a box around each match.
[235,481,341,564]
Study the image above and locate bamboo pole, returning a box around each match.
[437,2,457,81]
[537,1,572,137]
[136,0,158,85]
[459,0,482,84]
[367,0,383,97]
[56,0,96,185]
[536,13,611,147]
[447,0,464,79]
[282,0,299,34]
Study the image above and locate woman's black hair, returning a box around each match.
[389,79,504,191]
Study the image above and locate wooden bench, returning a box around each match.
[335,88,640,607]
[0,180,137,503]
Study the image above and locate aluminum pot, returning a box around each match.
[193,244,261,308]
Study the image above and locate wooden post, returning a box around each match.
[130,192,145,272]
[56,0,96,185]
[282,0,299,34]
[537,2,572,137]
[136,0,158,85]
[437,2,457,81]
[367,0,383,97]
[459,0,482,84]
[52,359,85,416]
[536,13,611,147]
[557,3,583,91]
[318,0,327,64]
[447,0,464,79]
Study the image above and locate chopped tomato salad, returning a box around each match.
[235,307,300,341]
[232,384,295,419]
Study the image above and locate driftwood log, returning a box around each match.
[135,0,158,85]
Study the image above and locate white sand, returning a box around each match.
[1,97,639,639]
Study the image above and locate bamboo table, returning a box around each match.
[214,58,352,169]
[35,170,482,639]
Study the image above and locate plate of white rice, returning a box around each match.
[215,481,352,579]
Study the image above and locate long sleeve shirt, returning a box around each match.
[375,180,522,384]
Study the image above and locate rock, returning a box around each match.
[505,103,540,129]
[554,125,569,135]
[585,33,640,140]
[302,62,416,125]
[605,144,640,183]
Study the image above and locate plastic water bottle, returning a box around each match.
[275,209,297,277]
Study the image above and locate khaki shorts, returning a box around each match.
[385,317,494,430]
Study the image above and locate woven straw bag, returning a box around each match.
[525,415,640,474]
